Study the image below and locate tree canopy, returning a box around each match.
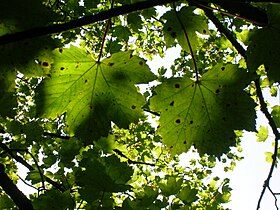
[0,0,280,209]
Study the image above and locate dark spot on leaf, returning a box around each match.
[215,89,220,94]
[42,62,49,67]
[90,105,93,110]
[165,108,168,111]
[203,29,206,34]
[221,66,225,71]
[175,84,180,88]
[183,140,186,144]
[170,101,174,106]
[59,48,63,53]
[170,146,173,149]
[85,79,88,83]
[207,129,210,133]
[60,67,65,71]
[139,61,144,66]
[190,120,193,124]
[130,54,133,59]
[167,27,172,31]
[175,119,181,124]
[131,105,136,109]
[171,32,177,38]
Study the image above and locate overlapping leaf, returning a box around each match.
[36,46,156,142]
[150,64,256,156]
[247,4,280,82]
[162,6,209,52]
[75,151,133,201]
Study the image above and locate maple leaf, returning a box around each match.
[36,46,156,143]
[150,64,256,156]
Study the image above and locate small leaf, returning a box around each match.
[271,105,280,128]
[256,126,268,142]
[265,151,273,163]
[159,176,183,196]
[178,185,198,204]
[26,170,42,185]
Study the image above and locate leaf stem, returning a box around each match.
[98,19,111,62]
[172,3,199,80]
[98,0,114,62]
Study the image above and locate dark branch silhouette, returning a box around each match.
[0,142,66,192]
[0,163,34,210]
[0,0,180,45]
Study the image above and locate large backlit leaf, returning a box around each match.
[150,64,256,156]
[247,4,280,82]
[36,46,155,142]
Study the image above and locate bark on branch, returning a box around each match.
[0,163,34,210]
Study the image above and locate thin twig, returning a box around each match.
[43,132,70,140]
[202,8,246,58]
[26,151,46,191]
[255,78,280,210]
[113,149,156,166]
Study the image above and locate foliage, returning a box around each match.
[0,0,279,209]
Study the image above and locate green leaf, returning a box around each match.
[271,105,280,128]
[159,176,183,196]
[162,6,209,52]
[33,189,73,210]
[177,185,198,204]
[36,47,156,142]
[75,151,133,201]
[0,0,57,35]
[0,194,16,209]
[247,4,280,82]
[26,170,42,185]
[127,12,142,31]
[150,63,256,156]
[265,151,273,163]
[256,126,268,142]
[114,25,132,42]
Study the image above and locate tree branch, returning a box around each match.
[0,163,34,210]
[0,142,66,192]
[255,78,280,210]
[0,0,180,46]
[201,6,280,210]
[201,8,246,58]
